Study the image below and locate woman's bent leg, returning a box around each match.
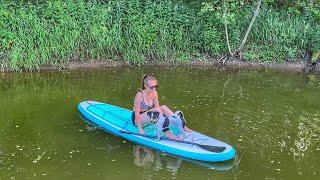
[160,105,174,116]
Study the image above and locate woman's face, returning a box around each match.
[145,80,158,91]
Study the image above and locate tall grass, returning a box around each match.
[244,9,319,62]
[0,0,319,71]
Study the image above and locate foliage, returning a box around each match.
[0,0,319,70]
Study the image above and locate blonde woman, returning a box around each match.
[132,75,191,139]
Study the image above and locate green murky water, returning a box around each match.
[0,66,320,179]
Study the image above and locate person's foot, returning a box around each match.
[165,131,178,140]
[176,132,186,140]
[176,135,184,141]
[183,126,192,132]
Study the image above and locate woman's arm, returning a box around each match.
[153,91,160,107]
[134,92,145,134]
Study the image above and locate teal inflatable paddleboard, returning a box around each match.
[77,101,236,162]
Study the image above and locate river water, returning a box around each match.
[0,66,319,179]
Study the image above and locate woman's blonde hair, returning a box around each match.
[141,75,157,90]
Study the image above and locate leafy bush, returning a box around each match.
[0,0,319,70]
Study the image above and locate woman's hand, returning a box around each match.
[153,91,160,107]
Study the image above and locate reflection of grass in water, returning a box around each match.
[290,113,320,161]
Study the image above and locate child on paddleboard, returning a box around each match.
[131,75,191,140]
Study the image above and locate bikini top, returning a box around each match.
[139,89,154,112]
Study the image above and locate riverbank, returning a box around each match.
[35,58,319,74]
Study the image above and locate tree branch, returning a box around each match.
[223,0,233,56]
[236,0,262,54]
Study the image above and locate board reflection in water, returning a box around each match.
[132,144,235,172]
[133,144,181,175]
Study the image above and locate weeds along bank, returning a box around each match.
[0,0,319,71]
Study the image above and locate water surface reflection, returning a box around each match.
[132,144,235,177]
[0,67,320,179]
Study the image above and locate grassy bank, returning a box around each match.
[0,0,319,71]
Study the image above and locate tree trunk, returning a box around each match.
[223,0,233,56]
[236,0,262,54]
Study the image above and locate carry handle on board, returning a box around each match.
[119,130,226,153]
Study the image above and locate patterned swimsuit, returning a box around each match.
[132,90,154,125]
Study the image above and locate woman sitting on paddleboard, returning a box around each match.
[132,75,191,139]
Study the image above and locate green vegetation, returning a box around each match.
[0,0,319,70]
